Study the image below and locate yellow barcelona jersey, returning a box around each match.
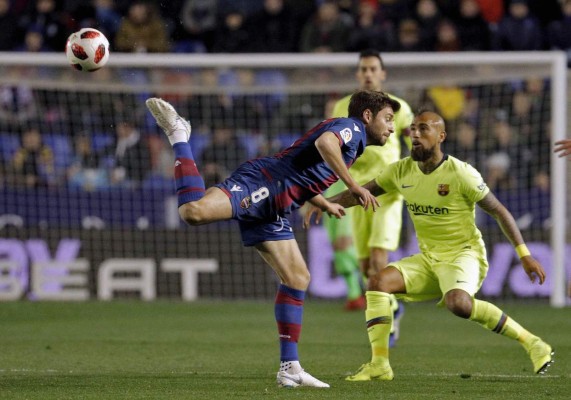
[375,155,490,257]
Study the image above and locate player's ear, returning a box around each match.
[363,109,372,123]
[439,130,447,143]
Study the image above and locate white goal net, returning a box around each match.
[0,52,567,306]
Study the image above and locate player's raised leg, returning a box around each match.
[255,239,330,388]
[146,97,233,225]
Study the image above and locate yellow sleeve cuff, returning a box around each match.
[515,244,530,259]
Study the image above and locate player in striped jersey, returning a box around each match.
[146,90,400,388]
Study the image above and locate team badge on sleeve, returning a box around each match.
[437,184,449,196]
[340,128,353,144]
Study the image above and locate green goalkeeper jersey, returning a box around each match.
[331,92,413,186]
[374,155,490,258]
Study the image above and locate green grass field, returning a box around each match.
[0,300,569,399]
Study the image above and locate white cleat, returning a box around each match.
[145,97,191,144]
[276,370,330,388]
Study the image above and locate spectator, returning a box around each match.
[115,1,170,53]
[509,89,542,144]
[492,0,543,51]
[108,119,151,186]
[425,84,466,126]
[434,19,461,51]
[211,9,251,53]
[18,0,69,52]
[247,0,296,53]
[199,119,248,187]
[449,120,481,168]
[93,0,122,41]
[377,0,415,24]
[415,0,442,50]
[457,0,491,50]
[485,111,532,189]
[8,126,55,188]
[299,0,351,52]
[0,0,19,50]
[347,0,395,52]
[67,134,109,191]
[393,18,426,51]
[180,0,218,51]
[286,0,317,47]
[72,0,121,43]
[475,0,503,23]
[17,25,50,52]
[546,0,571,57]
[0,69,39,132]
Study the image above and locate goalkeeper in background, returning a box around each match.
[307,110,554,380]
[322,50,413,345]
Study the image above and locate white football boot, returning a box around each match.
[145,97,191,145]
[276,365,330,388]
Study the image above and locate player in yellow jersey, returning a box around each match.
[307,110,554,379]
[322,50,413,341]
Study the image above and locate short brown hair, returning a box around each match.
[348,90,401,120]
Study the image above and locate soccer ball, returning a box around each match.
[65,28,110,72]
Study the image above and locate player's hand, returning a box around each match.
[521,256,546,285]
[350,185,379,211]
[303,204,323,229]
[554,139,571,158]
[323,202,346,219]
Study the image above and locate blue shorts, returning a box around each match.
[215,162,295,246]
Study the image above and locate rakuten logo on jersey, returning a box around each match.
[406,202,450,216]
[340,128,352,143]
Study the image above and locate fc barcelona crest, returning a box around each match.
[437,184,449,196]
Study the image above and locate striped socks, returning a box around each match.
[275,284,305,362]
[173,142,205,206]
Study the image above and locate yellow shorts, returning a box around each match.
[352,191,403,258]
[389,249,488,305]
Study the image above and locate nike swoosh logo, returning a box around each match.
[401,184,414,188]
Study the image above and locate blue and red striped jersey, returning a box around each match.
[247,117,366,214]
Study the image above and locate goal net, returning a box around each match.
[0,52,567,306]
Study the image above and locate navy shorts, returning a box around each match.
[215,162,295,246]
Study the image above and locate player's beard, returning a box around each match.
[411,144,436,161]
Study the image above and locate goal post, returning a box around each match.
[0,51,567,305]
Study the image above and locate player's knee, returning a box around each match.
[282,269,310,290]
[368,271,388,292]
[179,202,205,226]
[444,290,472,319]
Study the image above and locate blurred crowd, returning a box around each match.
[0,0,570,55]
[0,0,558,232]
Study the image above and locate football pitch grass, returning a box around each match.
[0,300,569,399]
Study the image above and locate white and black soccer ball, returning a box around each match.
[65,28,110,72]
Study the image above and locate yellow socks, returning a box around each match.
[469,299,535,350]
[365,291,392,364]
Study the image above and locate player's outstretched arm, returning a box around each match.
[327,179,385,208]
[554,139,571,158]
[477,192,546,284]
[315,131,379,210]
